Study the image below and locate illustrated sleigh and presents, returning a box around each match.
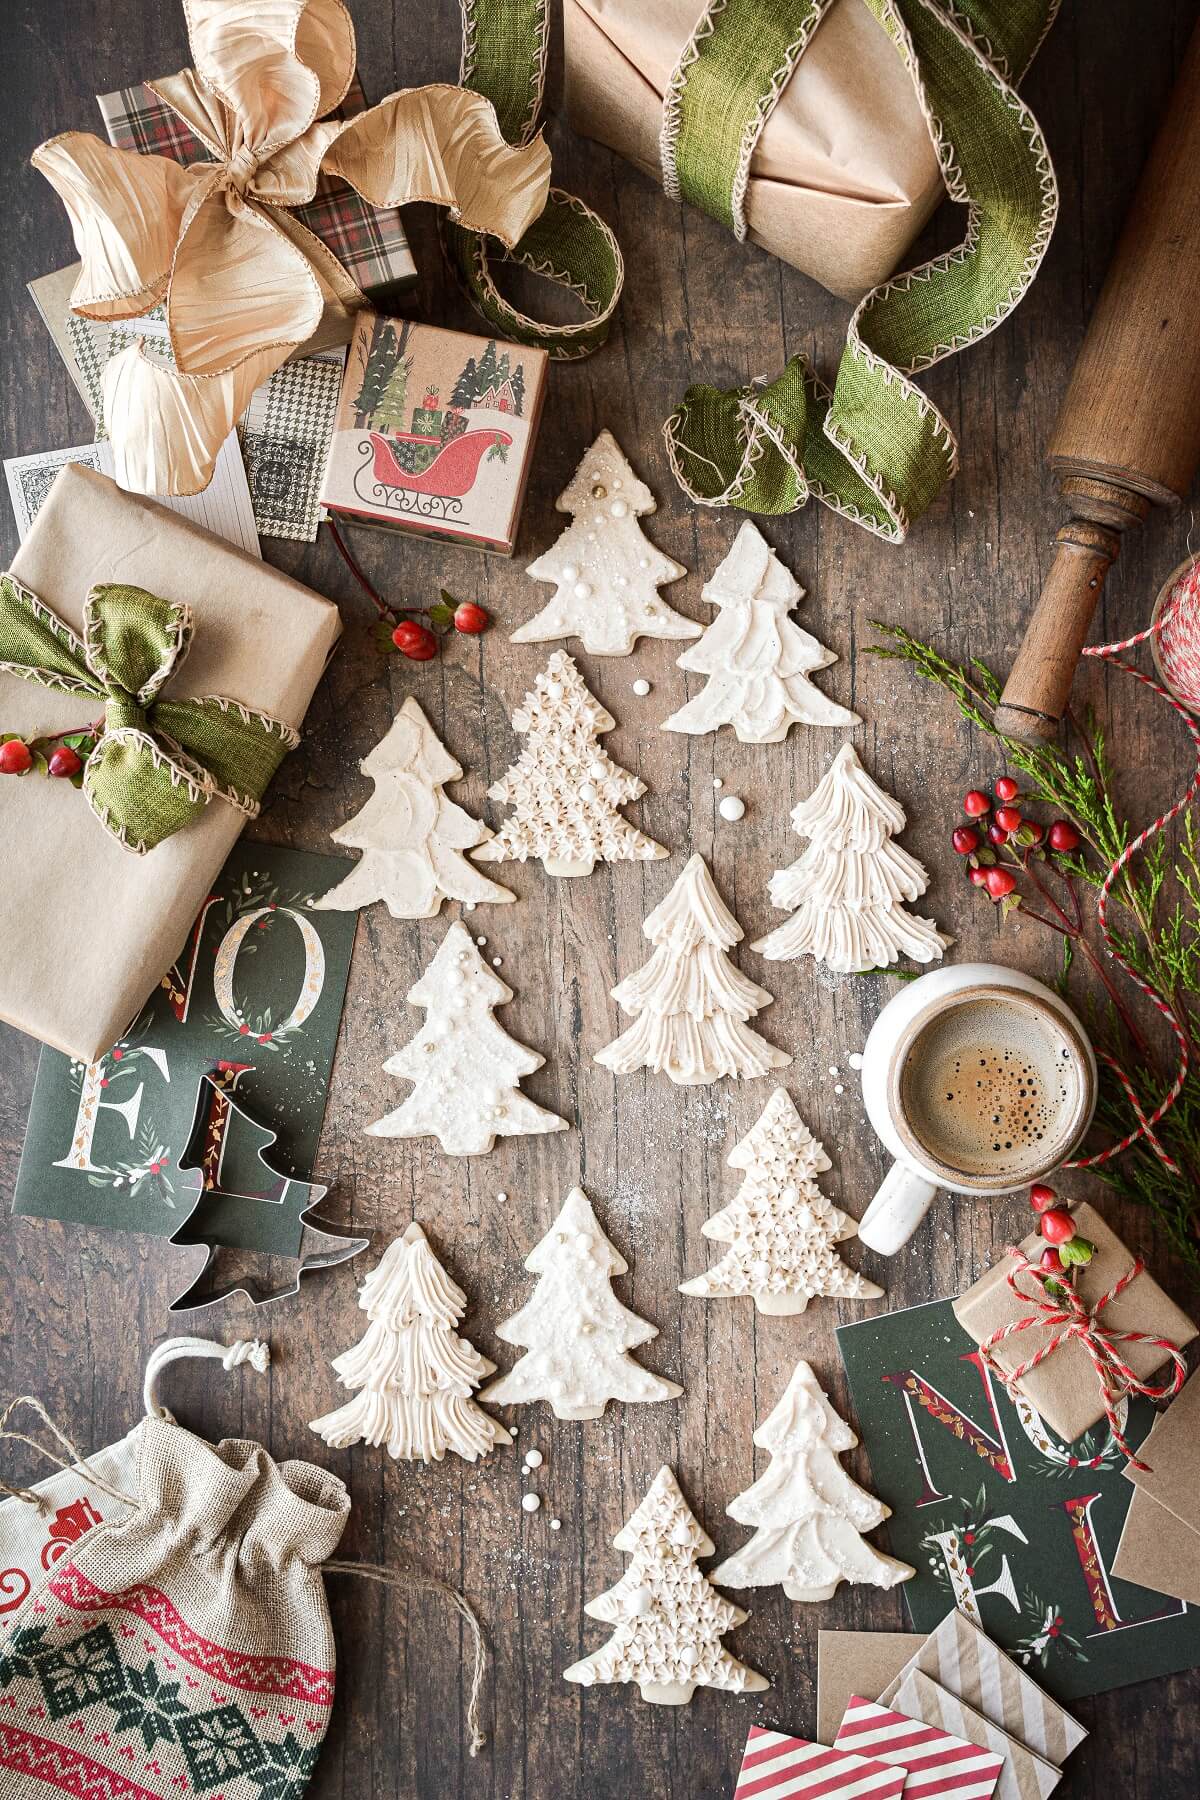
[321,314,547,554]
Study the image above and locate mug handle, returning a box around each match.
[858,1161,939,1256]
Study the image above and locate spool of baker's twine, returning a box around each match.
[1060,557,1200,1175]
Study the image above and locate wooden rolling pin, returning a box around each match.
[995,22,1200,743]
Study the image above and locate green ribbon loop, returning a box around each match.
[0,576,298,854]
[661,0,1059,539]
[449,0,623,360]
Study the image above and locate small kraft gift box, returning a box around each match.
[0,464,341,1064]
[320,313,548,555]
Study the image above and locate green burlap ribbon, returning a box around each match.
[0,577,298,854]
[447,0,624,359]
[658,0,1058,538]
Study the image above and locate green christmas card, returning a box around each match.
[13,842,357,1263]
[836,1297,1200,1701]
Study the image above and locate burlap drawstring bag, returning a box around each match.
[0,1338,486,1798]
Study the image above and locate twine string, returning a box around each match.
[0,1396,138,1513]
[978,1248,1188,1469]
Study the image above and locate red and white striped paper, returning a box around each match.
[734,1725,907,1800]
[835,1697,1005,1800]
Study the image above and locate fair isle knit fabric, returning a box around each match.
[0,1418,348,1800]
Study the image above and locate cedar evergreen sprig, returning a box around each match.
[867,620,1200,1272]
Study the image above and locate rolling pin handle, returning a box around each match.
[994,520,1121,744]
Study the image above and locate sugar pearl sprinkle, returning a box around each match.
[524,1448,543,1468]
[550,1518,562,1531]
[521,1492,541,1513]
[632,679,651,696]
[718,795,745,822]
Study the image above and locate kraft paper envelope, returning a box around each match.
[1113,1371,1200,1605]
[816,1631,922,1745]
[892,1670,1061,1800]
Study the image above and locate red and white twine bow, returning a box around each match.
[1062,563,1200,1175]
[979,1248,1188,1469]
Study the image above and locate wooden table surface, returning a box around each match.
[3,3,1199,1795]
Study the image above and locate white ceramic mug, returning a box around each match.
[856,962,1097,1256]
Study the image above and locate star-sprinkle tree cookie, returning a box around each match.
[512,429,699,656]
[662,522,859,744]
[753,742,950,974]
[679,1088,883,1315]
[595,853,791,1086]
[309,1222,511,1464]
[313,697,512,919]
[564,1466,769,1706]
[474,650,668,877]
[712,1361,915,1602]
[365,922,567,1155]
[481,1187,682,1421]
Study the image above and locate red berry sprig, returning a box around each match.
[325,518,491,660]
[1025,1184,1096,1297]
[0,728,97,788]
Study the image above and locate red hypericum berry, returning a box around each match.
[1029,1182,1058,1212]
[47,746,82,779]
[969,866,991,887]
[1023,820,1045,844]
[963,790,990,817]
[995,775,1019,802]
[988,823,1008,846]
[391,620,437,660]
[1040,1245,1065,1273]
[952,826,980,855]
[994,805,1023,833]
[984,866,1017,899]
[0,739,32,775]
[1040,1207,1076,1245]
[1048,819,1081,853]
[453,601,489,635]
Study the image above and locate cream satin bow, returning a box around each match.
[33,0,552,496]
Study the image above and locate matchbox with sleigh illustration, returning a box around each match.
[320,313,548,554]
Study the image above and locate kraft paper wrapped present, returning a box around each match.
[0,464,341,1063]
[564,0,944,299]
[952,1204,1197,1444]
[1112,1368,1200,1605]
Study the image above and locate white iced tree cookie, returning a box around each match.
[312,697,513,919]
[309,1222,511,1464]
[481,1186,681,1420]
[564,1466,769,1706]
[512,429,698,657]
[662,522,859,744]
[752,742,950,974]
[595,853,791,1086]
[473,651,668,878]
[365,922,567,1155]
[679,1088,883,1315]
[712,1361,915,1602]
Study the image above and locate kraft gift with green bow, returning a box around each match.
[0,463,340,1064]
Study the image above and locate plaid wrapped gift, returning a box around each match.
[97,74,417,303]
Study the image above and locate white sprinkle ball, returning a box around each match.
[610,499,628,518]
[719,795,745,822]
[550,1518,562,1531]
[561,562,579,581]
[848,1051,865,1070]
[828,1065,839,1076]
[579,782,597,802]
[713,777,723,790]
[632,678,650,696]
[572,581,592,601]
[521,1493,541,1514]
[834,1084,845,1095]
[476,936,486,947]
[496,1191,508,1203]
[492,956,502,967]
[638,557,649,568]
[524,1448,543,1468]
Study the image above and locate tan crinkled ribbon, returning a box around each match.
[31,0,554,496]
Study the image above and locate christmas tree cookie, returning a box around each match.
[481,1187,681,1421]
[595,854,791,1085]
[712,1361,914,1602]
[513,429,698,656]
[365,922,567,1155]
[679,1088,883,1315]
[309,1222,511,1464]
[662,522,859,744]
[474,650,668,876]
[313,697,512,919]
[564,1466,769,1705]
[753,742,950,974]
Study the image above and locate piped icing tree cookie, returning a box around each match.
[594,853,791,1086]
[662,522,859,743]
[309,1221,511,1464]
[512,429,698,656]
[564,1466,769,1706]
[481,1186,681,1420]
[365,922,566,1155]
[712,1361,914,1602]
[473,651,668,877]
[679,1088,883,1315]
[752,742,950,974]
[313,697,513,919]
